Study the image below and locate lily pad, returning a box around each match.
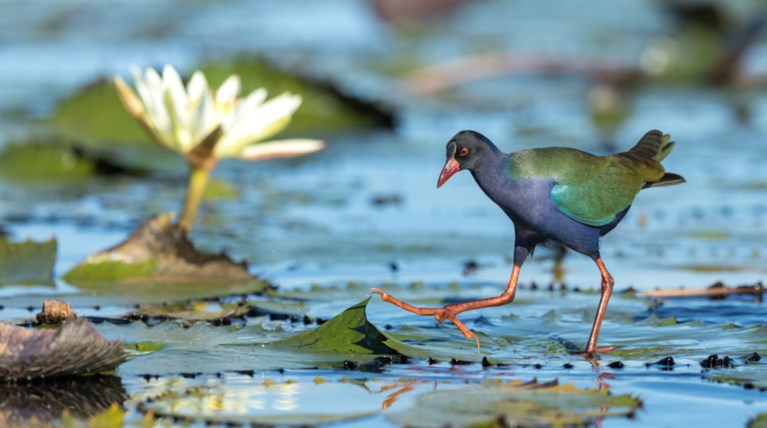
[0,237,56,285]
[0,318,127,380]
[197,58,393,135]
[0,142,95,180]
[276,297,398,355]
[388,379,641,427]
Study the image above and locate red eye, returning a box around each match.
[459,147,469,157]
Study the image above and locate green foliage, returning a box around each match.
[198,58,391,135]
[51,78,150,145]
[277,298,398,355]
[387,380,641,427]
[0,237,56,284]
[749,413,767,428]
[0,143,95,180]
[63,259,158,283]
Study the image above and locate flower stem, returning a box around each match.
[179,164,212,231]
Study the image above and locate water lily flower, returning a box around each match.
[113,65,324,229]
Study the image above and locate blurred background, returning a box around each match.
[0,0,765,291]
[1,1,767,426]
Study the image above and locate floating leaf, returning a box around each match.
[0,142,95,180]
[388,379,641,427]
[131,301,250,322]
[0,318,127,380]
[0,237,56,285]
[276,297,398,355]
[64,213,256,284]
[138,379,377,426]
[750,413,767,428]
[198,58,393,135]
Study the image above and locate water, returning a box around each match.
[0,0,766,426]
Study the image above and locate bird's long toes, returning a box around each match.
[369,287,387,297]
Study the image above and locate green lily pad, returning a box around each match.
[0,236,56,284]
[749,413,767,428]
[0,142,95,180]
[387,379,641,427]
[275,297,398,355]
[138,378,378,426]
[704,362,767,389]
[197,58,393,135]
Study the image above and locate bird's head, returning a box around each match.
[437,130,495,188]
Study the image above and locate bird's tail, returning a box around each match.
[626,129,675,162]
[620,129,686,188]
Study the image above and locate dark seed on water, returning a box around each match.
[450,358,472,366]
[534,363,543,369]
[563,363,574,369]
[482,357,491,368]
[608,361,624,369]
[656,356,675,367]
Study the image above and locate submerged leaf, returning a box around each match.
[388,379,641,427]
[0,318,127,380]
[276,298,398,355]
[0,237,56,284]
[64,213,255,283]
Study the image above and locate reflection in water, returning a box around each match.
[0,375,128,424]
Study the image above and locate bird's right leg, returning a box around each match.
[371,246,529,352]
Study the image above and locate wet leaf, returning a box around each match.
[0,318,127,380]
[64,213,256,284]
[0,237,56,285]
[750,413,767,428]
[276,297,398,355]
[704,362,767,389]
[131,301,250,322]
[388,379,641,427]
[138,379,377,426]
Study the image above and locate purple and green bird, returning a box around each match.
[372,129,685,356]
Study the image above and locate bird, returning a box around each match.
[371,129,685,356]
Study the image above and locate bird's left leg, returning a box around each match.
[584,256,616,356]
[371,247,528,351]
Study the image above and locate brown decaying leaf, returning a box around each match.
[36,300,78,324]
[0,318,127,380]
[81,213,253,282]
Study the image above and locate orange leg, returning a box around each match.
[371,264,522,352]
[584,257,615,356]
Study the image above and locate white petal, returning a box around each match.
[187,71,208,102]
[239,139,325,161]
[162,65,190,142]
[215,93,301,157]
[216,75,241,105]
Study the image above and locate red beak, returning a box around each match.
[437,156,460,188]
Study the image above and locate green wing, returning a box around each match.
[511,131,673,227]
